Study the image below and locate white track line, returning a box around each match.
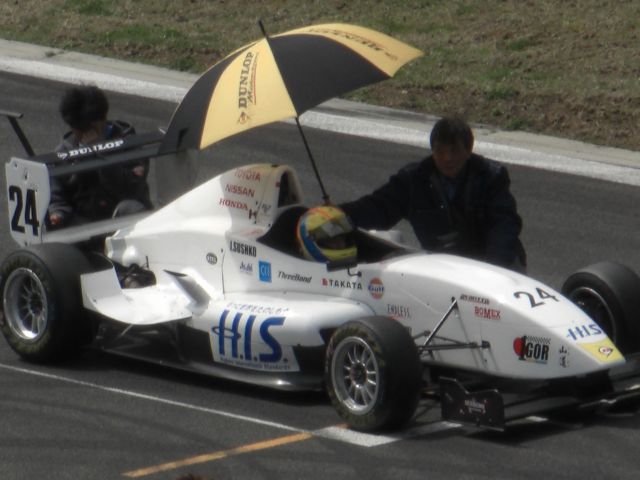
[0,361,460,447]
[0,362,303,433]
[314,421,462,447]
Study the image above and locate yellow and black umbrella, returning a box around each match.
[160,23,422,154]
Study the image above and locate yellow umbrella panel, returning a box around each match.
[201,41,297,150]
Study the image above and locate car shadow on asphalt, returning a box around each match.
[34,347,330,407]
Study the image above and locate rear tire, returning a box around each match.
[325,316,422,432]
[0,243,92,362]
[562,261,640,354]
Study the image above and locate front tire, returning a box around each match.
[325,316,422,432]
[562,261,640,354]
[0,243,92,362]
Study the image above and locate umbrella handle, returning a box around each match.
[295,117,331,205]
[259,19,331,204]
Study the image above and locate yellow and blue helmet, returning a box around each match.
[296,206,357,263]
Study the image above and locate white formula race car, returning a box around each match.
[2,117,640,432]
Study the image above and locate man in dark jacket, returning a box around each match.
[48,85,152,228]
[341,117,526,270]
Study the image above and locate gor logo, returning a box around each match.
[513,335,550,364]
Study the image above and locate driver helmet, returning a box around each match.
[296,206,357,263]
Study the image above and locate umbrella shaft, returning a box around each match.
[295,117,330,204]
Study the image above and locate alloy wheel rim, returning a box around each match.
[331,336,380,414]
[3,268,48,341]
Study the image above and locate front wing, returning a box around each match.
[438,354,640,430]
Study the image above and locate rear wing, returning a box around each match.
[2,110,165,246]
[1,110,35,157]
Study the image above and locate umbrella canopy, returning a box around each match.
[159,23,422,154]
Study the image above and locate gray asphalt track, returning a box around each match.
[1,71,640,480]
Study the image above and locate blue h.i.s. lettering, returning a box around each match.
[214,309,285,362]
[566,323,603,341]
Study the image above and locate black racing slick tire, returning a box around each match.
[0,243,92,362]
[562,261,640,354]
[325,316,422,432]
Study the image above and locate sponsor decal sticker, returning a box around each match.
[559,345,570,368]
[259,261,272,282]
[206,253,218,265]
[56,138,124,160]
[387,304,411,319]
[220,198,249,210]
[211,308,293,371]
[566,323,603,341]
[460,293,490,305]
[278,271,311,283]
[225,183,255,197]
[368,278,384,299]
[322,278,363,290]
[235,167,261,181]
[239,261,253,274]
[226,302,290,315]
[474,306,501,320]
[599,346,613,357]
[513,335,550,364]
[464,398,486,415]
[577,338,623,363]
[229,240,257,257]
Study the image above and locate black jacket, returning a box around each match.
[341,154,525,268]
[48,121,152,225]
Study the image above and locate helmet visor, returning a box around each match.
[310,216,353,241]
[316,232,355,250]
